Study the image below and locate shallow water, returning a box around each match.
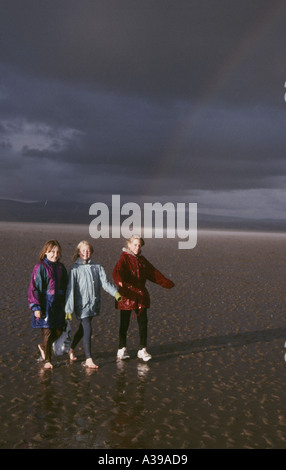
[2,332,286,449]
[1,223,286,449]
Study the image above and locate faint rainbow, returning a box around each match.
[143,1,285,200]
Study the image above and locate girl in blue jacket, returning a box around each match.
[65,241,121,369]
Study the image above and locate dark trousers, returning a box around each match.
[41,328,62,362]
[119,308,148,350]
[71,317,93,359]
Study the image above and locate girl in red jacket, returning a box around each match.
[113,235,174,362]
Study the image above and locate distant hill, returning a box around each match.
[0,198,285,233]
[0,199,90,224]
[197,212,286,232]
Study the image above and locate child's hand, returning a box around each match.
[65,313,72,321]
[115,292,122,302]
[162,279,175,289]
[34,310,41,319]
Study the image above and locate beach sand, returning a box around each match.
[0,222,286,449]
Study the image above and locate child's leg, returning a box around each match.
[119,310,132,348]
[68,322,84,361]
[41,328,61,368]
[41,328,51,362]
[136,308,148,349]
[81,317,92,359]
[81,317,98,369]
[38,343,45,361]
[71,322,83,349]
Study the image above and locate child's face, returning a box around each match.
[128,239,142,255]
[45,246,60,263]
[79,244,91,261]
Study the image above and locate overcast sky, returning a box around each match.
[1,0,286,219]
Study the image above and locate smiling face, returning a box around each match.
[45,246,60,263]
[79,243,92,261]
[40,240,62,261]
[128,238,142,255]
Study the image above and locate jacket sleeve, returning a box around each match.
[113,256,125,285]
[61,264,68,292]
[28,263,44,311]
[65,268,76,314]
[98,265,118,297]
[143,257,175,289]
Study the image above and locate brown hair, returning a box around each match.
[39,240,62,260]
[72,240,94,261]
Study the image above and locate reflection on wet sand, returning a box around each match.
[1,223,286,448]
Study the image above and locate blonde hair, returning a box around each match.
[39,240,62,261]
[126,234,145,248]
[72,240,94,261]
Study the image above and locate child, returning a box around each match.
[28,240,68,369]
[113,234,174,362]
[65,241,121,369]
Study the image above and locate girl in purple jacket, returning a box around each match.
[28,240,68,369]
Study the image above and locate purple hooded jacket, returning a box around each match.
[28,257,68,329]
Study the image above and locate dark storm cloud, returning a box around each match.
[0,0,286,218]
[1,0,284,102]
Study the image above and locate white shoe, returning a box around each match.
[117,347,130,360]
[137,348,152,362]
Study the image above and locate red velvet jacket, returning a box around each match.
[113,248,174,310]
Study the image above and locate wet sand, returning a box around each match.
[1,222,286,449]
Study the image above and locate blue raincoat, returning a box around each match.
[65,258,117,319]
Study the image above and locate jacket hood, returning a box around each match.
[74,257,94,266]
[122,247,141,257]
